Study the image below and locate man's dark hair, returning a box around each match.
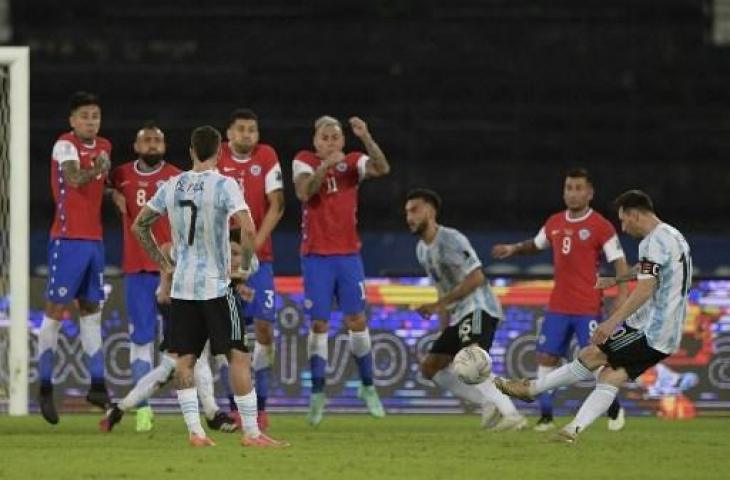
[566,167,592,186]
[613,189,655,213]
[406,188,442,213]
[190,126,222,161]
[69,91,100,113]
[140,120,161,131]
[228,108,258,127]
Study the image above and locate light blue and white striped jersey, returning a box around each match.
[626,223,692,354]
[147,170,248,300]
[416,226,503,325]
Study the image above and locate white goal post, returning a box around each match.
[0,46,29,416]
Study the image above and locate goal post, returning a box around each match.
[0,46,29,416]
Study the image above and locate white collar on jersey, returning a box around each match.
[564,208,593,223]
[133,159,166,176]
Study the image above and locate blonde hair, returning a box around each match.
[314,115,342,132]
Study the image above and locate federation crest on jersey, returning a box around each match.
[579,228,591,241]
[335,162,348,172]
[250,165,262,176]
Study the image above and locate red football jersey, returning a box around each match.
[109,160,181,273]
[218,143,283,262]
[534,209,624,315]
[292,150,370,256]
[50,132,112,240]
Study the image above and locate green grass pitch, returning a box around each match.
[0,414,727,480]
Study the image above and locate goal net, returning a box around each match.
[0,47,29,416]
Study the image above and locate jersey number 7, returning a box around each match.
[178,200,197,246]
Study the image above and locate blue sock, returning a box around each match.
[86,351,106,385]
[310,356,326,393]
[255,367,270,411]
[538,390,554,419]
[39,349,55,387]
[355,353,374,387]
[131,359,152,407]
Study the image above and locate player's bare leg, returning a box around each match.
[253,319,275,431]
[228,348,288,447]
[345,312,385,418]
[174,354,214,446]
[307,319,329,426]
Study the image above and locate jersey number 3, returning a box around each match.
[178,200,198,246]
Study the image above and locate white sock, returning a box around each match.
[38,315,61,357]
[194,350,219,420]
[177,387,205,437]
[531,359,593,396]
[432,367,486,405]
[214,354,229,369]
[79,312,102,356]
[348,329,372,358]
[252,341,272,371]
[119,355,176,411]
[564,383,619,435]
[307,331,328,360]
[234,390,261,438]
[130,342,154,369]
[475,375,519,417]
[537,365,556,390]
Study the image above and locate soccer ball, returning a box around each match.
[452,345,492,384]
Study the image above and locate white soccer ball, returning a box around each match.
[453,345,492,384]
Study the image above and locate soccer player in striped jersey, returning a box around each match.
[293,116,390,425]
[405,189,527,431]
[492,168,630,431]
[40,91,112,424]
[131,126,287,447]
[101,124,236,433]
[496,190,692,443]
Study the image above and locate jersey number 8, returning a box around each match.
[561,236,571,254]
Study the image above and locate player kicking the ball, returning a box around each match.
[405,189,526,431]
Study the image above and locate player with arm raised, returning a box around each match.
[491,168,630,431]
[406,189,526,431]
[218,108,284,431]
[496,190,692,443]
[131,125,286,447]
[39,91,112,424]
[293,115,390,426]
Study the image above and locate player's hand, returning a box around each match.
[416,302,440,319]
[156,276,172,304]
[322,151,345,169]
[232,254,260,281]
[349,117,370,139]
[491,244,516,259]
[591,322,614,345]
[111,189,127,216]
[236,284,255,302]
[595,277,617,289]
[93,151,111,175]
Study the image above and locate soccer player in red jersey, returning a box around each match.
[217,108,285,430]
[492,168,630,431]
[40,92,112,424]
[292,116,390,425]
[108,122,180,430]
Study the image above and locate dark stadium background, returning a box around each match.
[11,0,730,275]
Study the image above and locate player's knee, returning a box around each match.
[578,345,606,368]
[311,320,329,334]
[536,352,560,367]
[44,302,66,320]
[598,367,627,386]
[254,320,274,344]
[77,300,100,316]
[420,356,445,380]
[344,313,367,331]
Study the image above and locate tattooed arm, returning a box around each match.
[61,151,111,188]
[349,117,390,178]
[132,206,174,274]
